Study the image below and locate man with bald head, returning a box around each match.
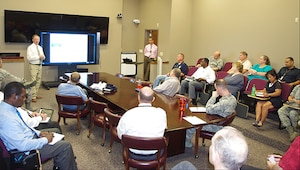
[209,51,223,71]
[56,71,88,111]
[117,87,167,160]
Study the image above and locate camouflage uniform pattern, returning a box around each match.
[186,94,237,142]
[278,85,300,131]
[0,68,32,104]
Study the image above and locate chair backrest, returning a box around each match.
[0,139,9,170]
[222,62,232,72]
[244,78,267,93]
[90,99,107,114]
[121,134,168,170]
[196,58,203,65]
[216,71,228,79]
[217,111,237,126]
[237,76,249,100]
[280,82,292,102]
[104,108,121,128]
[187,66,198,76]
[242,76,249,92]
[55,94,85,106]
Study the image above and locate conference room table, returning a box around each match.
[74,72,216,157]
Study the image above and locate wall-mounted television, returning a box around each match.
[40,31,100,66]
[4,10,109,44]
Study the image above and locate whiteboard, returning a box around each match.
[121,53,137,76]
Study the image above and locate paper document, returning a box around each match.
[48,133,65,145]
[185,76,194,82]
[40,117,50,123]
[183,116,207,125]
[189,107,206,112]
[255,92,264,97]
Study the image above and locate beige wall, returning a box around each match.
[0,0,123,81]
[0,0,299,81]
[190,0,299,70]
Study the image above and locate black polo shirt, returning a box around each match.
[278,67,300,83]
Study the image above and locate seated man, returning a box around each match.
[17,107,62,134]
[197,51,223,71]
[0,92,62,133]
[152,53,188,88]
[56,71,88,111]
[0,82,77,170]
[185,79,237,148]
[228,51,252,74]
[117,87,167,160]
[153,68,181,97]
[278,84,300,142]
[0,56,36,110]
[179,58,216,105]
[277,57,300,87]
[172,126,248,170]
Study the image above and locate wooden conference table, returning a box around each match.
[75,72,213,157]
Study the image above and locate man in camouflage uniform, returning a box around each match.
[278,84,300,142]
[0,57,36,110]
[185,79,237,148]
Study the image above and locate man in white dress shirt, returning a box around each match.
[117,86,167,160]
[27,34,45,102]
[179,58,216,105]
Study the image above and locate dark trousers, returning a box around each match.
[39,141,77,170]
[144,57,153,81]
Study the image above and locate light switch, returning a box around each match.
[139,49,143,53]
[160,52,164,57]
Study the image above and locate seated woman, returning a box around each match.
[223,62,245,98]
[247,55,272,81]
[253,69,282,127]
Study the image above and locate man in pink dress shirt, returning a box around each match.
[143,37,158,81]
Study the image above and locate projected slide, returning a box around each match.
[49,33,88,63]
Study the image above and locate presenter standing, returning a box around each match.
[27,34,45,102]
[143,37,158,81]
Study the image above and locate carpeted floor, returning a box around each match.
[31,87,291,170]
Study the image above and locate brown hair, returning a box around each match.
[233,62,243,73]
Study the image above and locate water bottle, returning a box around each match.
[251,84,256,96]
[179,98,186,120]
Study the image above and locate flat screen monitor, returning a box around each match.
[4,10,109,44]
[40,31,100,66]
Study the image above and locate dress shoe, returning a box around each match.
[252,121,259,126]
[32,99,37,103]
[36,96,42,99]
[257,121,263,127]
[23,80,37,89]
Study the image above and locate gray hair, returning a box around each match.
[212,126,248,169]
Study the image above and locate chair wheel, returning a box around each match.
[76,132,80,135]
[108,149,111,153]
[87,134,90,138]
[195,155,199,158]
[202,143,206,147]
[101,143,104,146]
